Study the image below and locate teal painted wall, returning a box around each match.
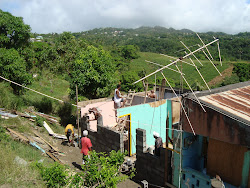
[241,151,250,188]
[117,99,171,154]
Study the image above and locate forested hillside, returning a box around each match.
[70,27,250,61]
[0,9,249,113]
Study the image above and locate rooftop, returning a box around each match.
[199,85,250,121]
[187,81,250,126]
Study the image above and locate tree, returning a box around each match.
[119,45,140,59]
[0,48,32,94]
[121,71,144,92]
[70,45,118,99]
[55,32,87,74]
[0,9,31,49]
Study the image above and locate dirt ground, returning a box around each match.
[208,65,234,86]
[39,131,141,187]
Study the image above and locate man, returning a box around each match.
[80,130,92,164]
[114,84,126,109]
[88,107,103,127]
[65,124,74,144]
[153,131,163,156]
[147,90,156,98]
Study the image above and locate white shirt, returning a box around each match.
[114,89,122,103]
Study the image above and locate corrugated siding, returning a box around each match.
[199,85,250,121]
[207,138,247,187]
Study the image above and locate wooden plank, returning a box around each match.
[165,147,180,154]
[165,115,169,186]
[43,121,55,135]
[33,131,59,152]
[26,110,58,124]
[46,151,63,164]
[7,128,29,143]
[144,82,148,104]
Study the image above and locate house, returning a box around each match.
[172,81,250,188]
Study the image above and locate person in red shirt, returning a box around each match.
[80,130,92,164]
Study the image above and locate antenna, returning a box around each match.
[132,35,223,135]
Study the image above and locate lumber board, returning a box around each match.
[27,110,58,124]
[46,151,63,164]
[43,121,55,135]
[165,146,180,154]
[7,128,29,143]
[33,131,59,152]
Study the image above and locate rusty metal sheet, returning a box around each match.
[199,86,250,122]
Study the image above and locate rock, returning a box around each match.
[14,156,28,166]
[38,159,44,163]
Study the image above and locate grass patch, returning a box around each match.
[0,125,51,187]
[21,72,71,114]
[131,52,230,89]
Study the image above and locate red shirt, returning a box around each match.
[81,137,92,155]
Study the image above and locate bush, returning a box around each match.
[233,63,250,82]
[34,97,53,114]
[57,102,76,127]
[35,116,45,127]
[38,162,69,188]
[220,74,240,86]
[82,150,131,187]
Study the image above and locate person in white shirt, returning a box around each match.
[114,84,126,109]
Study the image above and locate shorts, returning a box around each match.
[66,129,72,136]
[115,98,124,108]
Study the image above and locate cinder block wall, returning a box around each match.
[131,95,155,106]
[136,128,166,187]
[80,116,124,153]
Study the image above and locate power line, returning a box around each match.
[0,75,81,108]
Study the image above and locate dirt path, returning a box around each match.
[42,134,141,187]
[208,65,234,86]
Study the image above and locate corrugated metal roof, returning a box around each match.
[199,86,250,122]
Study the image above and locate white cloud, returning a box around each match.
[0,0,249,34]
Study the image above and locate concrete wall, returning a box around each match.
[118,99,171,155]
[182,98,250,147]
[80,115,124,153]
[182,167,212,188]
[136,128,168,187]
[131,95,155,106]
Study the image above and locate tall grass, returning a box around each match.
[0,126,49,187]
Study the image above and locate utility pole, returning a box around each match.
[76,85,80,147]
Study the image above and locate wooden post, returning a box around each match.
[160,79,166,100]
[144,82,148,104]
[76,85,80,147]
[165,114,169,186]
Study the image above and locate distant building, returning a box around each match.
[35,36,43,41]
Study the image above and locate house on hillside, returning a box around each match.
[172,81,250,188]
[79,83,183,156]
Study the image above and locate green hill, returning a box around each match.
[130,52,230,89]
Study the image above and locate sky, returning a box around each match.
[1,0,250,34]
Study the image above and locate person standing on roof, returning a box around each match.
[153,131,163,156]
[88,107,103,127]
[80,130,92,164]
[114,84,126,109]
[65,124,74,145]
